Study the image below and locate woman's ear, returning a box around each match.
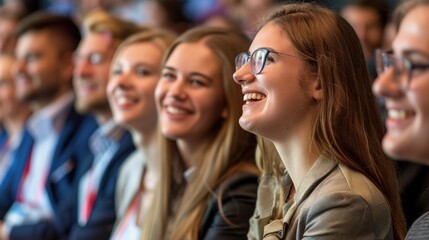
[221,107,228,119]
[309,74,323,101]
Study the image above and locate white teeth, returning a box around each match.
[243,93,266,102]
[388,109,407,119]
[166,106,187,114]
[116,96,133,105]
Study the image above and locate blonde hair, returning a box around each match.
[82,9,147,48]
[140,27,258,240]
[111,28,177,68]
[257,3,406,239]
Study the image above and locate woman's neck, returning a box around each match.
[272,117,319,190]
[176,137,211,169]
[132,128,160,176]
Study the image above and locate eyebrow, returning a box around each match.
[402,49,429,60]
[163,66,214,83]
[115,61,156,69]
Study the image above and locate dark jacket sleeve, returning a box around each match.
[0,130,33,219]
[7,115,98,240]
[199,172,258,240]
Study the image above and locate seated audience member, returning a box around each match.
[0,54,31,183]
[233,3,406,239]
[0,12,97,240]
[0,5,26,54]
[140,27,259,240]
[372,0,429,238]
[68,10,142,239]
[340,0,388,79]
[107,29,176,239]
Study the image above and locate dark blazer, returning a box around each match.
[198,172,258,240]
[397,161,429,227]
[0,108,98,240]
[68,130,135,240]
[0,130,7,147]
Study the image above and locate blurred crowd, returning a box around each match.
[0,0,429,239]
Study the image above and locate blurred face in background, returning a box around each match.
[372,5,429,164]
[14,30,71,107]
[0,55,17,120]
[74,33,115,116]
[0,17,18,53]
[341,5,383,59]
[155,41,227,144]
[108,41,162,132]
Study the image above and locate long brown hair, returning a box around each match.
[140,27,258,240]
[258,3,406,239]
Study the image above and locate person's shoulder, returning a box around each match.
[406,212,429,239]
[220,171,259,194]
[302,165,392,237]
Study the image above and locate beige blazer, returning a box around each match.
[248,156,393,240]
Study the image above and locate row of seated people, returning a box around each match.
[0,0,428,239]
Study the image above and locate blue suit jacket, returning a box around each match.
[0,130,7,147]
[68,130,135,240]
[0,107,98,240]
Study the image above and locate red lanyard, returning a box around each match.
[81,168,98,223]
[16,146,50,209]
[111,192,141,239]
[16,147,33,203]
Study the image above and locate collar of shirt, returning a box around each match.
[89,119,125,158]
[8,128,24,151]
[27,93,74,140]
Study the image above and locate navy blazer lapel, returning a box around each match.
[13,129,33,178]
[8,129,34,198]
[50,107,83,172]
[98,131,135,196]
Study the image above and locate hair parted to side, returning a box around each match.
[82,9,148,47]
[14,11,81,52]
[140,26,258,240]
[392,0,429,31]
[111,28,177,71]
[257,3,406,239]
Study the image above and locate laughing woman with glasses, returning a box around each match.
[373,0,429,239]
[233,3,406,240]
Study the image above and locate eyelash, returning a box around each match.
[162,72,175,80]
[189,79,206,86]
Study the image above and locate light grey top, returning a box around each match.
[406,211,429,240]
[248,155,394,240]
[114,150,145,218]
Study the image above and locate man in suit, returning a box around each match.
[0,12,98,240]
[67,10,140,239]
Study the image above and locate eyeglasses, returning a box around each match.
[74,52,107,65]
[376,49,429,90]
[235,48,302,75]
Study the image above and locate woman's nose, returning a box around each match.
[372,67,405,100]
[233,61,255,86]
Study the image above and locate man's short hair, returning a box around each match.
[15,11,81,52]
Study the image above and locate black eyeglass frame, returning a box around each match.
[376,49,429,90]
[235,47,302,75]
